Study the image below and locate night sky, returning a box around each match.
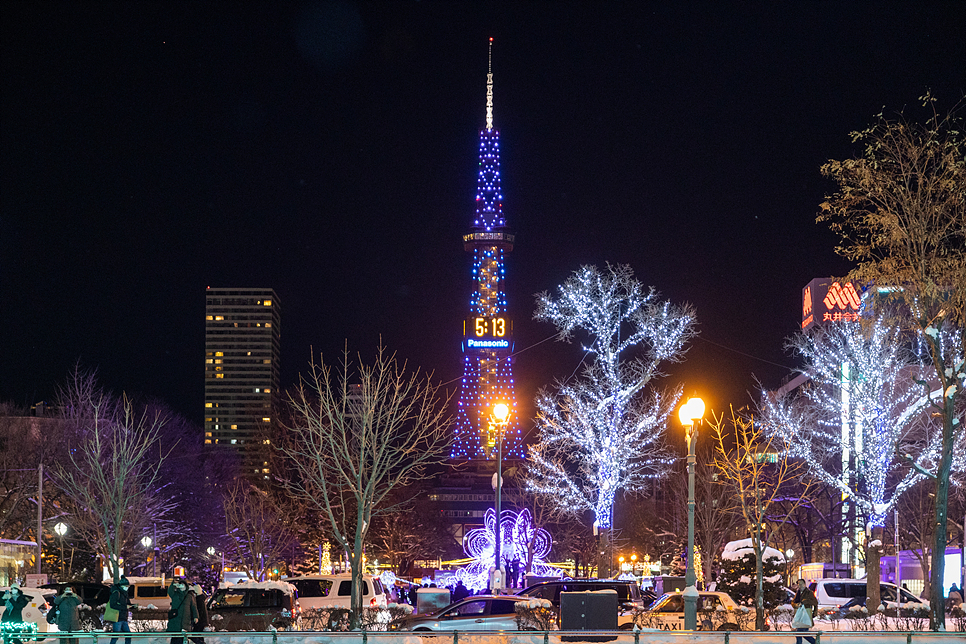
[3,2,964,435]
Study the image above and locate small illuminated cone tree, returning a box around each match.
[760,313,941,613]
[526,264,696,577]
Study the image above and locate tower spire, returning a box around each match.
[486,37,494,130]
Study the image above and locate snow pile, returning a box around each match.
[868,539,882,548]
[229,580,297,596]
[721,538,786,562]
[523,598,552,609]
[765,574,782,583]
[739,576,752,585]
[387,603,413,614]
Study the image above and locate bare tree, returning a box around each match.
[222,480,297,580]
[818,94,965,629]
[710,407,812,631]
[51,368,174,583]
[282,345,453,627]
[526,264,696,576]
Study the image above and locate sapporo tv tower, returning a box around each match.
[451,39,524,461]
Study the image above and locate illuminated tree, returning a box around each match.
[818,94,965,629]
[760,313,938,611]
[282,345,452,628]
[526,264,695,576]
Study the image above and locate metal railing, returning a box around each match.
[12,631,963,644]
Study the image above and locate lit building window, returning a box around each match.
[205,402,212,408]
[215,351,224,356]
[262,417,270,422]
[230,439,237,444]
[230,425,238,430]
[263,300,272,306]
[215,373,224,379]
[206,315,213,320]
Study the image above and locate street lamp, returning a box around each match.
[141,536,154,577]
[490,402,511,593]
[678,396,705,630]
[54,522,68,579]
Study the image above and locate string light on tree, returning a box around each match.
[526,264,696,555]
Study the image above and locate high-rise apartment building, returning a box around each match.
[204,287,280,477]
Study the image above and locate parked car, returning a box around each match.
[41,582,111,608]
[0,586,50,635]
[617,591,750,631]
[517,579,646,614]
[812,579,920,609]
[282,574,387,610]
[392,596,528,631]
[207,581,300,631]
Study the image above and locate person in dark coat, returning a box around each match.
[166,580,199,644]
[54,587,82,644]
[188,584,207,644]
[452,581,469,602]
[108,576,135,644]
[2,583,30,623]
[792,578,818,644]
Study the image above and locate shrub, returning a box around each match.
[514,598,556,631]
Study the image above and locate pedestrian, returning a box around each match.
[791,578,818,644]
[452,581,469,602]
[188,584,207,644]
[166,580,199,644]
[2,583,32,644]
[108,576,135,644]
[948,584,963,608]
[54,587,82,644]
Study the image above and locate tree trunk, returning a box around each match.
[930,399,954,631]
[597,527,611,579]
[866,526,883,614]
[754,539,765,631]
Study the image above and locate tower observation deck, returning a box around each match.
[451,41,524,461]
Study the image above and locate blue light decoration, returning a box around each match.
[456,508,561,591]
[451,40,523,461]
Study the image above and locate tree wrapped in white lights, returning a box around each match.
[526,264,696,575]
[759,313,940,611]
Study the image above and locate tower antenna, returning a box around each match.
[486,37,494,130]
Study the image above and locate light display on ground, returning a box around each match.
[455,508,561,591]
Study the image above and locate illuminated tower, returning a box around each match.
[452,41,524,461]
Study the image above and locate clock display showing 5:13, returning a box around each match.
[473,317,507,337]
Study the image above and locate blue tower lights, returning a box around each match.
[452,41,522,461]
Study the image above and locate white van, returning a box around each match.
[283,574,387,610]
[813,579,920,608]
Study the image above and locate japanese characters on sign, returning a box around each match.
[802,278,861,330]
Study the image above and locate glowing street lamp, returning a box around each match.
[491,402,510,592]
[54,522,68,578]
[678,396,705,630]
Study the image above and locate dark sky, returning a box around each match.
[2,2,964,433]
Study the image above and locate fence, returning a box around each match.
[6,631,962,644]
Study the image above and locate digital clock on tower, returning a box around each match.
[464,316,511,349]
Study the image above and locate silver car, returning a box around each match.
[394,595,527,631]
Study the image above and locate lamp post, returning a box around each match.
[678,396,705,631]
[54,522,68,579]
[490,403,510,593]
[141,536,153,577]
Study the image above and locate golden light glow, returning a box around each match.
[678,396,705,425]
[493,403,510,422]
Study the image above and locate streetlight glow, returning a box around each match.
[493,403,509,423]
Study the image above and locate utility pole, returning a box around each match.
[36,464,43,574]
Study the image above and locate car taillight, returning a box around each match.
[370,598,377,606]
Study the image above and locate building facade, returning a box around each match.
[204,287,280,477]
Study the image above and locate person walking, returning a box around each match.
[53,587,82,644]
[108,576,135,644]
[2,583,32,644]
[188,584,207,644]
[166,580,198,644]
[791,578,818,644]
